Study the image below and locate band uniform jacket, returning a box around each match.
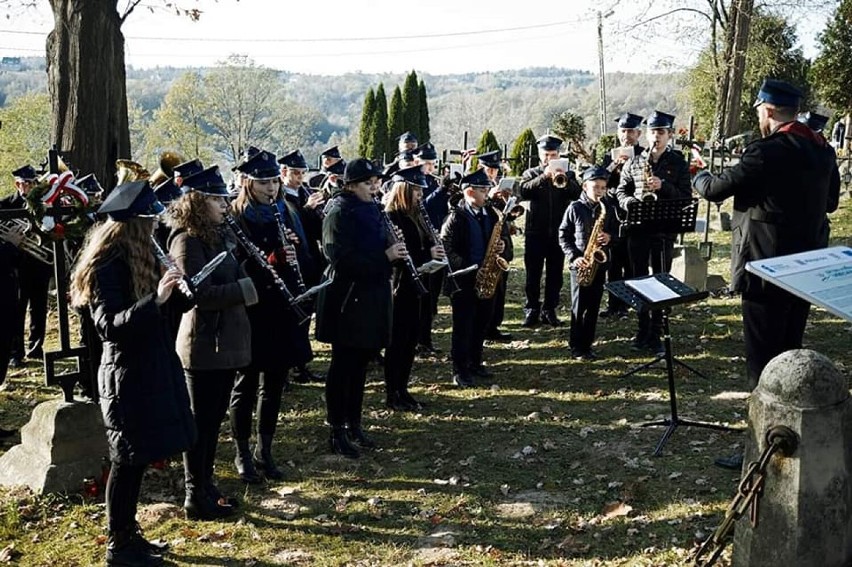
[315,192,392,349]
[169,230,258,371]
[283,185,324,286]
[615,146,692,236]
[234,209,312,371]
[387,210,432,295]
[91,255,195,465]
[519,166,582,239]
[693,121,840,295]
[440,202,512,296]
[559,192,621,264]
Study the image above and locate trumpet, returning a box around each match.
[553,172,568,188]
[0,219,53,265]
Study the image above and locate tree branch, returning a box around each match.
[119,0,144,25]
[621,7,713,32]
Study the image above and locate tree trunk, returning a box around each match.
[47,0,128,192]
[722,0,754,139]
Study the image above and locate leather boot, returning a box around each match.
[522,308,540,327]
[132,522,169,555]
[347,423,377,449]
[184,487,235,521]
[106,527,164,566]
[329,427,359,459]
[233,439,262,484]
[253,434,285,480]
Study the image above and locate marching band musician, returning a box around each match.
[0,207,20,408]
[519,136,581,328]
[167,165,258,520]
[315,158,402,458]
[616,111,691,355]
[278,149,325,384]
[308,145,344,189]
[230,149,310,482]
[598,113,644,319]
[2,165,52,368]
[70,180,194,566]
[384,166,444,411]
[479,149,513,342]
[441,169,511,388]
[559,167,620,361]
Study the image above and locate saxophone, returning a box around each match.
[635,142,658,202]
[474,197,514,299]
[576,205,608,287]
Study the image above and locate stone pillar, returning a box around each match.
[732,349,852,566]
[0,399,109,494]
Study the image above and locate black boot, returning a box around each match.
[347,423,377,450]
[233,439,262,484]
[329,427,359,459]
[206,483,239,508]
[253,434,285,481]
[184,487,235,521]
[106,528,163,566]
[386,391,415,411]
[132,522,169,555]
[522,308,540,328]
[541,309,562,326]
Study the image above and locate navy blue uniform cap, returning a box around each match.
[392,165,428,188]
[614,113,643,129]
[181,165,229,197]
[478,150,502,169]
[753,79,803,108]
[582,166,610,182]
[98,180,164,221]
[537,135,563,151]
[278,149,308,169]
[460,169,491,188]
[320,145,341,159]
[398,131,418,144]
[12,165,37,180]
[415,143,437,161]
[236,150,280,179]
[173,159,204,186]
[644,111,676,129]
[798,111,829,133]
[344,158,381,184]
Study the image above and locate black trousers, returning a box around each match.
[523,233,564,311]
[569,267,606,352]
[742,289,811,390]
[628,235,674,339]
[450,285,495,376]
[183,369,236,492]
[488,272,508,332]
[106,461,146,532]
[417,270,444,347]
[230,366,288,439]
[386,286,421,395]
[0,296,13,386]
[11,264,50,358]
[325,345,374,428]
[604,237,632,312]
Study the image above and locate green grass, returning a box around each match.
[0,194,850,566]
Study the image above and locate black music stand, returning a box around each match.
[608,274,739,455]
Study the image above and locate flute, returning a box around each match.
[224,213,310,325]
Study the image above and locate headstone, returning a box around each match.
[732,349,852,566]
[670,245,707,291]
[0,399,108,494]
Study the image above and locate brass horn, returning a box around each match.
[148,151,185,187]
[115,159,150,186]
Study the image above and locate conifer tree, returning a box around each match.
[402,70,421,138]
[418,79,430,143]
[510,128,539,175]
[469,129,500,171]
[371,83,390,161]
[358,87,376,158]
[388,85,405,153]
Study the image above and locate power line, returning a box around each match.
[0,17,595,44]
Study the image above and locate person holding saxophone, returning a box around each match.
[559,167,620,361]
[615,111,691,355]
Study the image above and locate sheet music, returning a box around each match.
[746,246,852,322]
[625,277,680,303]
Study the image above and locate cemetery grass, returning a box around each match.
[0,198,850,566]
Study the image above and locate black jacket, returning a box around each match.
[91,255,195,465]
[283,185,324,286]
[693,121,840,294]
[559,193,621,264]
[315,192,393,349]
[440,202,512,296]
[519,166,582,239]
[388,209,433,295]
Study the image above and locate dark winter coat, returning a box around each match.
[615,146,692,227]
[91,255,196,465]
[559,192,621,264]
[693,121,840,294]
[315,192,392,349]
[169,230,257,371]
[519,165,582,239]
[387,209,433,295]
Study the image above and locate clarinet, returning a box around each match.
[270,198,308,295]
[224,213,310,324]
[373,195,428,296]
[150,235,195,300]
[416,199,461,296]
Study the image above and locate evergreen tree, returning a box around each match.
[388,85,405,153]
[552,111,593,164]
[470,129,500,171]
[371,83,389,162]
[402,70,421,138]
[418,79,430,143]
[509,128,539,175]
[811,0,852,148]
[358,87,376,158]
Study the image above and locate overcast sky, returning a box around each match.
[0,0,830,75]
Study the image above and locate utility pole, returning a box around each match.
[597,10,614,136]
